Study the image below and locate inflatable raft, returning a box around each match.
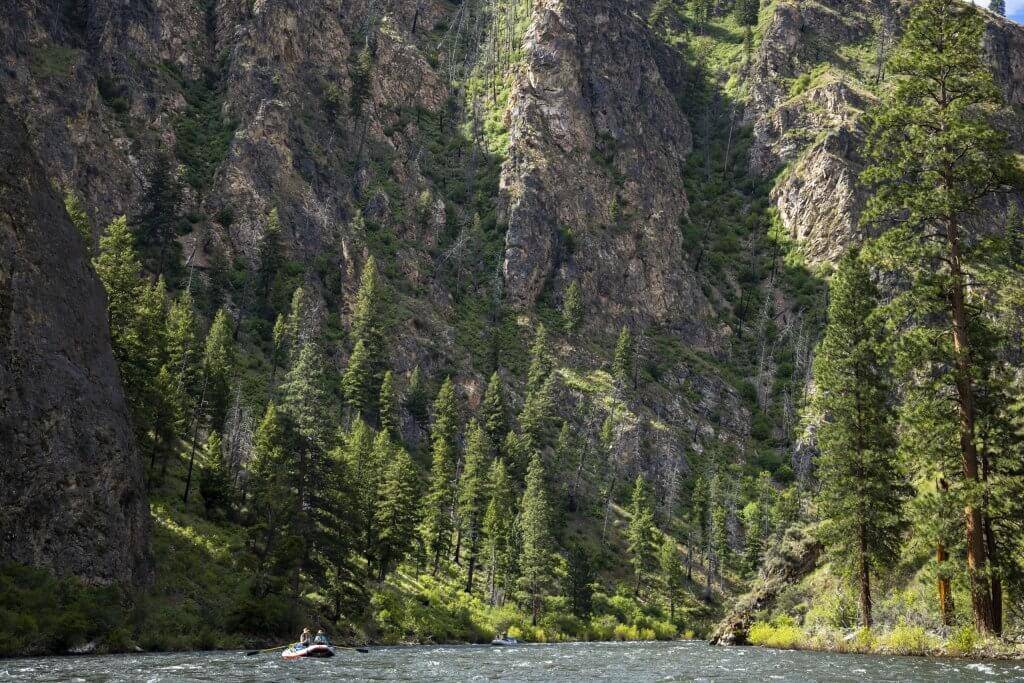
[282,643,336,659]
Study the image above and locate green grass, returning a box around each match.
[29,45,79,80]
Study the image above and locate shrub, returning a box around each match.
[747,616,804,649]
[882,622,936,655]
[946,625,979,655]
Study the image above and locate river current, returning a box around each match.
[2,640,1022,682]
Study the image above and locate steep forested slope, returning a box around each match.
[2,0,1023,656]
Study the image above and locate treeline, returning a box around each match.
[811,0,1024,636]
[82,195,798,634]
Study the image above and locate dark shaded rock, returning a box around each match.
[0,101,150,586]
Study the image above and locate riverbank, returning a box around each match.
[742,617,1024,661]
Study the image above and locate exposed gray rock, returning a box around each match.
[0,101,151,586]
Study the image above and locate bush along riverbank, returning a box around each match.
[746,616,1024,660]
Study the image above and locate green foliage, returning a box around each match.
[422,378,460,573]
[747,616,804,649]
[860,0,1023,634]
[482,458,518,607]
[342,339,374,417]
[562,281,583,333]
[881,622,937,655]
[173,68,236,190]
[735,0,759,27]
[198,432,232,516]
[612,326,634,389]
[64,190,92,254]
[457,421,491,592]
[203,308,236,430]
[375,446,421,580]
[519,452,557,625]
[812,251,907,627]
[378,370,400,439]
[627,476,657,595]
[0,564,123,656]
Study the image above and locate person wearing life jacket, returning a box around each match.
[314,629,332,646]
[297,627,312,649]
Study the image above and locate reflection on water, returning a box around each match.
[2,640,1023,682]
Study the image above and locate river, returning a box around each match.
[2,640,1022,682]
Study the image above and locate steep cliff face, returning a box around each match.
[0,101,151,586]
[501,0,710,339]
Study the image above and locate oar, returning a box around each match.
[246,644,289,656]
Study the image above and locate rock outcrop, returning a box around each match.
[0,101,151,586]
[500,0,711,340]
[709,526,822,646]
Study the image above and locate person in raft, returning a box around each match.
[314,629,332,646]
[297,628,312,649]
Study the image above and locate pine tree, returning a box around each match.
[520,374,557,454]
[280,340,332,451]
[526,324,553,396]
[659,536,685,621]
[736,0,759,27]
[375,446,421,580]
[203,308,236,430]
[257,208,284,309]
[283,286,317,362]
[351,256,388,376]
[565,544,596,617]
[519,452,556,625]
[482,458,517,606]
[481,371,508,450]
[199,431,232,516]
[340,417,379,565]
[94,216,144,355]
[379,370,400,439]
[165,291,201,407]
[860,0,1021,633]
[134,153,182,278]
[422,378,459,574]
[342,339,374,417]
[502,429,531,484]
[248,404,302,587]
[64,190,92,254]
[405,365,429,424]
[562,281,583,333]
[991,0,1006,16]
[612,326,634,389]
[458,420,491,593]
[627,475,657,595]
[812,252,906,628]
[271,313,287,385]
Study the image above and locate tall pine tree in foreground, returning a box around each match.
[659,536,685,621]
[457,421,491,593]
[482,458,516,606]
[375,446,420,580]
[627,475,657,596]
[860,0,1022,634]
[422,378,460,574]
[812,251,906,628]
[519,452,556,625]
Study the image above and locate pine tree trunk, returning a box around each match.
[937,541,953,626]
[858,523,872,628]
[465,552,477,594]
[984,515,1003,636]
[944,214,995,633]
